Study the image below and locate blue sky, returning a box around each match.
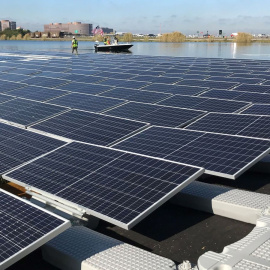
[1,0,270,35]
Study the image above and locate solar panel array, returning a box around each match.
[0,189,70,269]
[1,52,270,267]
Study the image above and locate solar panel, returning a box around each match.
[0,94,15,104]
[30,110,148,146]
[48,93,126,113]
[186,112,270,140]
[113,126,270,179]
[4,142,204,229]
[64,74,105,84]
[23,76,69,88]
[131,75,181,84]
[241,104,270,116]
[56,82,113,95]
[0,80,27,93]
[8,85,69,102]
[0,189,70,269]
[232,84,270,94]
[100,87,171,103]
[5,68,41,75]
[159,94,250,113]
[200,89,270,104]
[0,73,30,82]
[141,83,208,95]
[0,98,67,127]
[38,71,70,79]
[104,101,206,128]
[113,80,150,89]
[0,122,66,173]
[202,80,238,90]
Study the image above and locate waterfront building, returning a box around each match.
[44,22,92,36]
[0,20,16,31]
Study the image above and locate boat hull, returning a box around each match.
[94,44,133,52]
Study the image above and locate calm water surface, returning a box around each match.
[1,40,270,60]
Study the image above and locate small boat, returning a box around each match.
[94,43,133,52]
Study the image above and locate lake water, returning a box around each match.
[1,40,270,60]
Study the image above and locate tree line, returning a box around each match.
[0,28,31,40]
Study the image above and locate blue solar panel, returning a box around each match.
[100,87,171,103]
[23,76,69,88]
[8,85,68,102]
[0,98,67,126]
[30,110,148,146]
[232,84,270,94]
[98,71,135,80]
[159,94,249,113]
[6,68,41,75]
[0,189,69,269]
[241,104,270,116]
[114,126,270,179]
[104,101,206,127]
[4,142,203,229]
[56,82,113,95]
[0,94,15,104]
[38,71,70,79]
[64,74,105,84]
[200,89,270,104]
[131,75,181,84]
[0,122,66,173]
[186,112,270,139]
[48,93,126,113]
[141,83,208,95]
[0,73,30,82]
[0,80,26,93]
[113,80,150,89]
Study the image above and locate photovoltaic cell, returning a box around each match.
[104,101,206,127]
[30,110,148,146]
[159,94,249,113]
[114,126,270,179]
[48,93,126,113]
[0,189,70,269]
[0,98,67,126]
[4,142,203,229]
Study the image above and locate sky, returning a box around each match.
[1,0,270,35]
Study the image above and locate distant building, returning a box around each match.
[102,27,114,34]
[0,20,16,31]
[44,22,92,36]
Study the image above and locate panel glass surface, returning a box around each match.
[0,189,68,269]
[114,126,270,178]
[0,98,67,126]
[105,101,206,127]
[31,110,148,145]
[5,142,203,228]
[48,93,125,112]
